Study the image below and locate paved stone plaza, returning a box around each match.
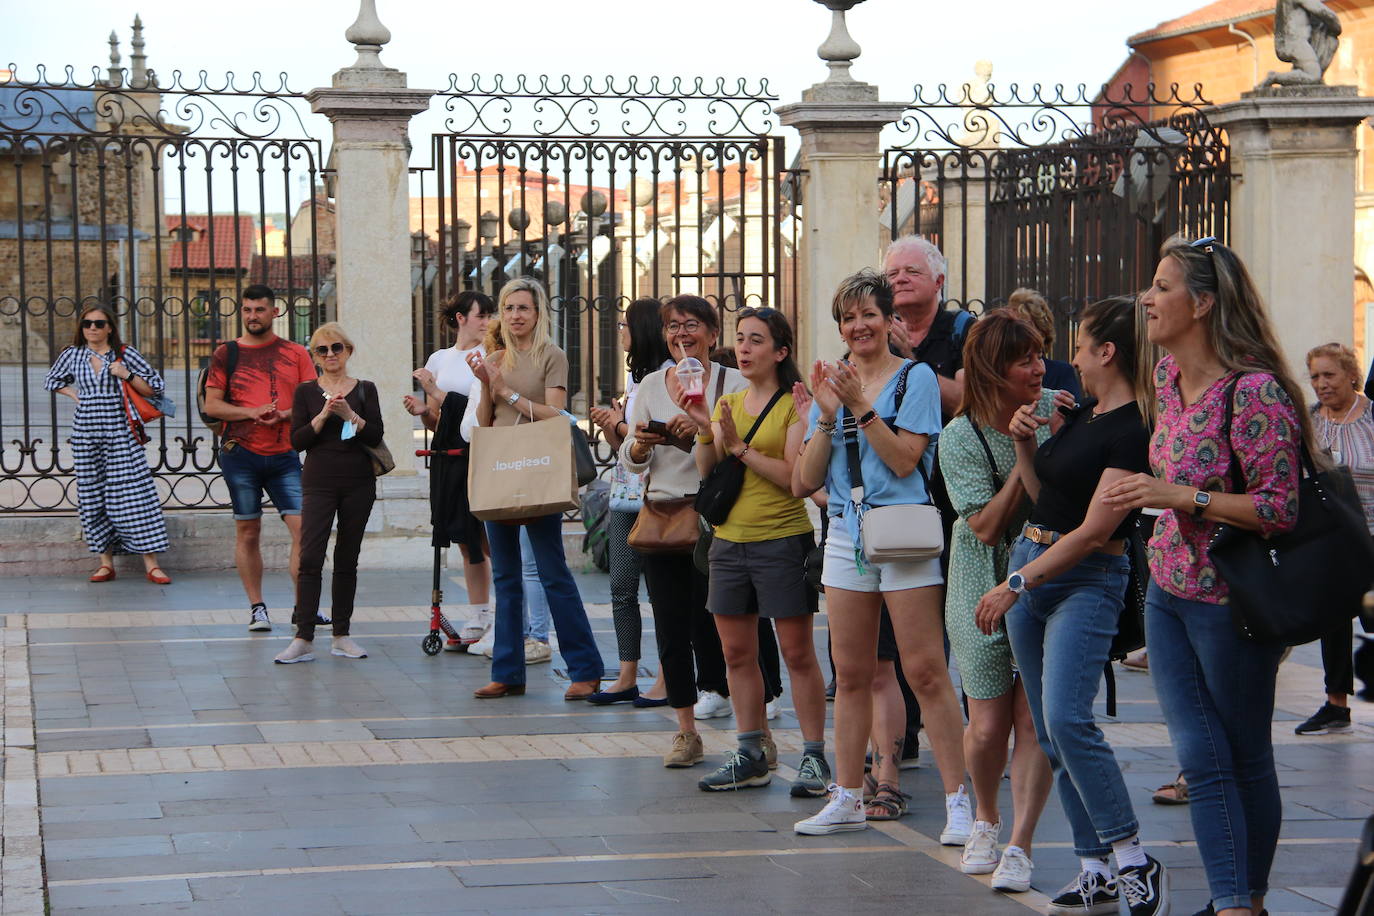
[0,564,1369,915]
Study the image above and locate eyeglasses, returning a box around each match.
[738,307,779,320]
[1190,236,1217,253]
[81,318,108,329]
[665,319,704,334]
[313,342,347,356]
[615,321,627,330]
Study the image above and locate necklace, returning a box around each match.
[857,357,899,392]
[1321,395,1362,460]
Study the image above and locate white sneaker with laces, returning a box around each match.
[459,606,490,644]
[470,625,496,658]
[794,785,867,835]
[525,637,552,664]
[766,691,782,720]
[941,784,973,846]
[693,690,732,720]
[248,604,272,632]
[960,819,1002,874]
[331,636,367,659]
[991,844,1033,892]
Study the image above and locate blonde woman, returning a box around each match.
[466,278,603,699]
[274,323,383,664]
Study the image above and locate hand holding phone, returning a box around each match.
[644,419,670,436]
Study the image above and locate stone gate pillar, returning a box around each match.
[1210,87,1374,382]
[778,1,904,365]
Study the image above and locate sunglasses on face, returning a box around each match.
[81,319,108,329]
[313,342,347,356]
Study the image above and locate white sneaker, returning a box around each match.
[991,844,1033,892]
[470,625,496,658]
[525,637,552,664]
[941,784,973,846]
[765,693,782,720]
[273,638,313,664]
[794,785,868,835]
[459,606,490,644]
[331,636,367,659]
[960,819,1002,874]
[693,690,732,720]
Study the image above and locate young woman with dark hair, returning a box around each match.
[1103,236,1307,916]
[974,297,1167,912]
[682,308,828,795]
[587,298,674,705]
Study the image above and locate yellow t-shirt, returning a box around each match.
[711,390,813,543]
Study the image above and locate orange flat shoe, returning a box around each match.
[89,566,116,583]
[564,680,601,701]
[473,681,525,699]
[146,567,172,585]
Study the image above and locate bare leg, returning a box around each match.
[870,660,904,789]
[234,519,264,605]
[1006,678,1052,855]
[607,660,639,693]
[645,668,668,700]
[458,543,491,608]
[828,588,883,788]
[775,616,826,744]
[886,585,967,794]
[97,551,115,574]
[674,706,695,734]
[716,614,764,733]
[140,552,161,573]
[281,513,302,588]
[965,694,1013,825]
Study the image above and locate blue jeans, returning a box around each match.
[520,528,551,642]
[1004,537,1138,857]
[1146,581,1284,911]
[219,445,303,519]
[486,514,602,686]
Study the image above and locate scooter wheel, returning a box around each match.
[421,633,442,656]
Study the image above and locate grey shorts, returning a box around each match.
[707,532,818,619]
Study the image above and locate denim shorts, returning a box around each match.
[821,520,943,594]
[219,444,303,520]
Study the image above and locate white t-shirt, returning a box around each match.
[424,345,483,398]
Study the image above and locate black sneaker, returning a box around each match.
[1294,702,1352,735]
[313,612,332,626]
[825,679,836,701]
[790,753,831,798]
[1047,868,1118,916]
[698,750,771,791]
[248,603,272,632]
[1117,855,1169,916]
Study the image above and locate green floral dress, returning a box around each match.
[938,389,1057,699]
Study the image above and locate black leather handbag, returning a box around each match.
[1208,376,1374,645]
[693,389,784,526]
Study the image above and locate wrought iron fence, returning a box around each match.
[880,81,1228,360]
[412,73,800,475]
[0,65,328,512]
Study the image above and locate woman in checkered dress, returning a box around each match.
[44,306,171,583]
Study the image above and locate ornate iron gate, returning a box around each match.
[0,67,328,512]
[880,82,1228,359]
[414,75,798,420]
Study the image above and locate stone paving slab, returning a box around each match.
[3,569,1370,914]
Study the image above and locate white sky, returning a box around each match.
[8,0,1209,212]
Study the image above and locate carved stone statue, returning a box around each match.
[1261,0,1342,87]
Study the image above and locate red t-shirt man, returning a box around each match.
[207,337,316,455]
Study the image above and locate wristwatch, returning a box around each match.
[1008,571,1028,594]
[1192,490,1211,518]
[506,391,520,406]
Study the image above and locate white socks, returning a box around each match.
[1112,836,1148,870]
[1081,857,1111,879]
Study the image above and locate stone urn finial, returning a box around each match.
[345,0,392,70]
[813,0,865,83]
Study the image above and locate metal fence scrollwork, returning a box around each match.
[0,63,328,513]
[880,80,1229,360]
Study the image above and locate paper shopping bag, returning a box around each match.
[466,415,579,521]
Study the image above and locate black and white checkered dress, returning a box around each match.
[45,346,170,555]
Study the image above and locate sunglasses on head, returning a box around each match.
[1190,236,1218,254]
[81,318,108,329]
[313,342,347,356]
[738,307,779,320]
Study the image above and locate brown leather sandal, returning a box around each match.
[864,784,910,820]
[1151,774,1189,805]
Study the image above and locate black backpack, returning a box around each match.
[197,341,239,437]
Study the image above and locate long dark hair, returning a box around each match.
[71,305,125,353]
[441,290,495,330]
[625,297,672,382]
[736,307,803,390]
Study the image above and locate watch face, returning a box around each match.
[1195,491,1211,506]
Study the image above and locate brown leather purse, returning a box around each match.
[628,497,699,554]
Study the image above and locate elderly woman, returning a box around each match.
[1103,236,1308,916]
[274,322,383,664]
[45,306,171,583]
[1295,342,1374,735]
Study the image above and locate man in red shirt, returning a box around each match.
[204,285,318,631]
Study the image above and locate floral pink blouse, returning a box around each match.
[1147,356,1300,604]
